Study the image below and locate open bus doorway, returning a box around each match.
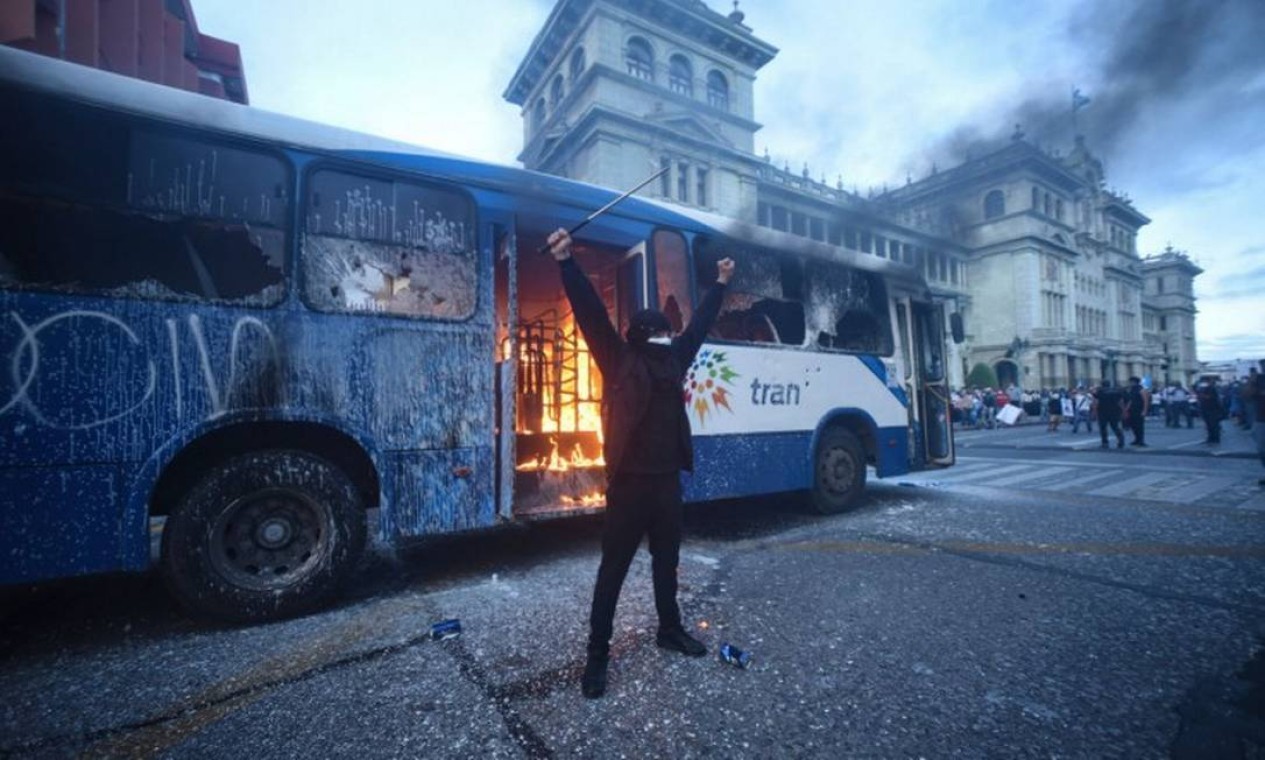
[497,226,646,518]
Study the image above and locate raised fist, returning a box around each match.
[547,228,572,260]
[717,257,735,285]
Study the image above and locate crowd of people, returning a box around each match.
[949,364,1265,464]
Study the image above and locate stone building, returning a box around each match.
[504,0,1200,390]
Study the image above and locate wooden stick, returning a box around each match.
[537,165,670,255]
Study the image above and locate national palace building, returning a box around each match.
[504,0,1203,391]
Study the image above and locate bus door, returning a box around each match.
[492,219,517,520]
[897,298,954,467]
[506,224,647,519]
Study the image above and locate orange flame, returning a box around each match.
[561,492,605,507]
[515,310,605,466]
[514,438,606,472]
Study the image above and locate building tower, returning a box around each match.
[1142,246,1202,386]
[503,0,776,219]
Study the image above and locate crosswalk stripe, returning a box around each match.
[1074,469,1137,492]
[943,464,1033,484]
[1155,476,1245,503]
[988,466,1076,488]
[1087,472,1172,498]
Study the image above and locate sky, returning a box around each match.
[192,0,1265,362]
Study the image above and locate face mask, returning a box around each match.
[646,335,672,346]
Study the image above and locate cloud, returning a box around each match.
[1198,332,1265,360]
[195,0,550,163]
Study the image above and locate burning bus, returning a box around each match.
[0,46,956,621]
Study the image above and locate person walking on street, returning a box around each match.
[1125,376,1149,447]
[1245,367,1260,432]
[1196,378,1224,444]
[1071,388,1094,433]
[1183,388,1198,428]
[1095,380,1126,449]
[981,388,997,429]
[548,228,733,699]
[1047,390,1063,432]
[1252,360,1265,486]
[1167,383,1188,428]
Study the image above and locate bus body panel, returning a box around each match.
[678,343,915,501]
[685,431,811,502]
[0,287,498,582]
[682,343,907,436]
[1,464,124,583]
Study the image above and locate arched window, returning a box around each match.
[984,189,1005,219]
[669,54,693,96]
[707,70,729,110]
[533,98,546,131]
[1032,186,1039,209]
[569,47,585,83]
[625,37,653,80]
[550,75,564,109]
[1055,198,1064,220]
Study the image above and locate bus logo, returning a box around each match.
[685,349,739,426]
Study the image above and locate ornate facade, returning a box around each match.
[505,0,1201,389]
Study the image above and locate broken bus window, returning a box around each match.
[303,169,476,320]
[0,94,287,305]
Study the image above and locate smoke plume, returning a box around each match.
[911,0,1265,174]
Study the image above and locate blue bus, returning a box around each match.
[0,46,956,621]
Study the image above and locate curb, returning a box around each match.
[956,441,1258,460]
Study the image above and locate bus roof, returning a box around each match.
[0,46,929,293]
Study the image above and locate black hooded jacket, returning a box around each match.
[557,257,726,477]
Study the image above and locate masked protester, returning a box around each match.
[547,228,733,699]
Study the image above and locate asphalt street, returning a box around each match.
[2,419,1263,758]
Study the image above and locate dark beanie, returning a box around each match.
[626,309,672,345]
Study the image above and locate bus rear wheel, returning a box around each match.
[160,449,366,623]
[810,427,866,514]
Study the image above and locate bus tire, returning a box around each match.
[810,427,866,514]
[160,449,367,623]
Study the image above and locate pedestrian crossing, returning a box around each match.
[900,456,1265,510]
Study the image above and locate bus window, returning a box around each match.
[693,236,805,346]
[0,92,287,304]
[652,229,692,332]
[805,259,894,355]
[303,169,476,319]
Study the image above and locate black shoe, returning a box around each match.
[1100,443,1109,449]
[656,627,707,657]
[1117,441,1124,449]
[581,654,608,699]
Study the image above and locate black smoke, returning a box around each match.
[907,0,1265,175]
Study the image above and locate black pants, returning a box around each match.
[588,472,682,657]
[1204,415,1221,443]
[1100,418,1124,446]
[1128,415,1146,444]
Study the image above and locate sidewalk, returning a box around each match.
[953,412,1262,460]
